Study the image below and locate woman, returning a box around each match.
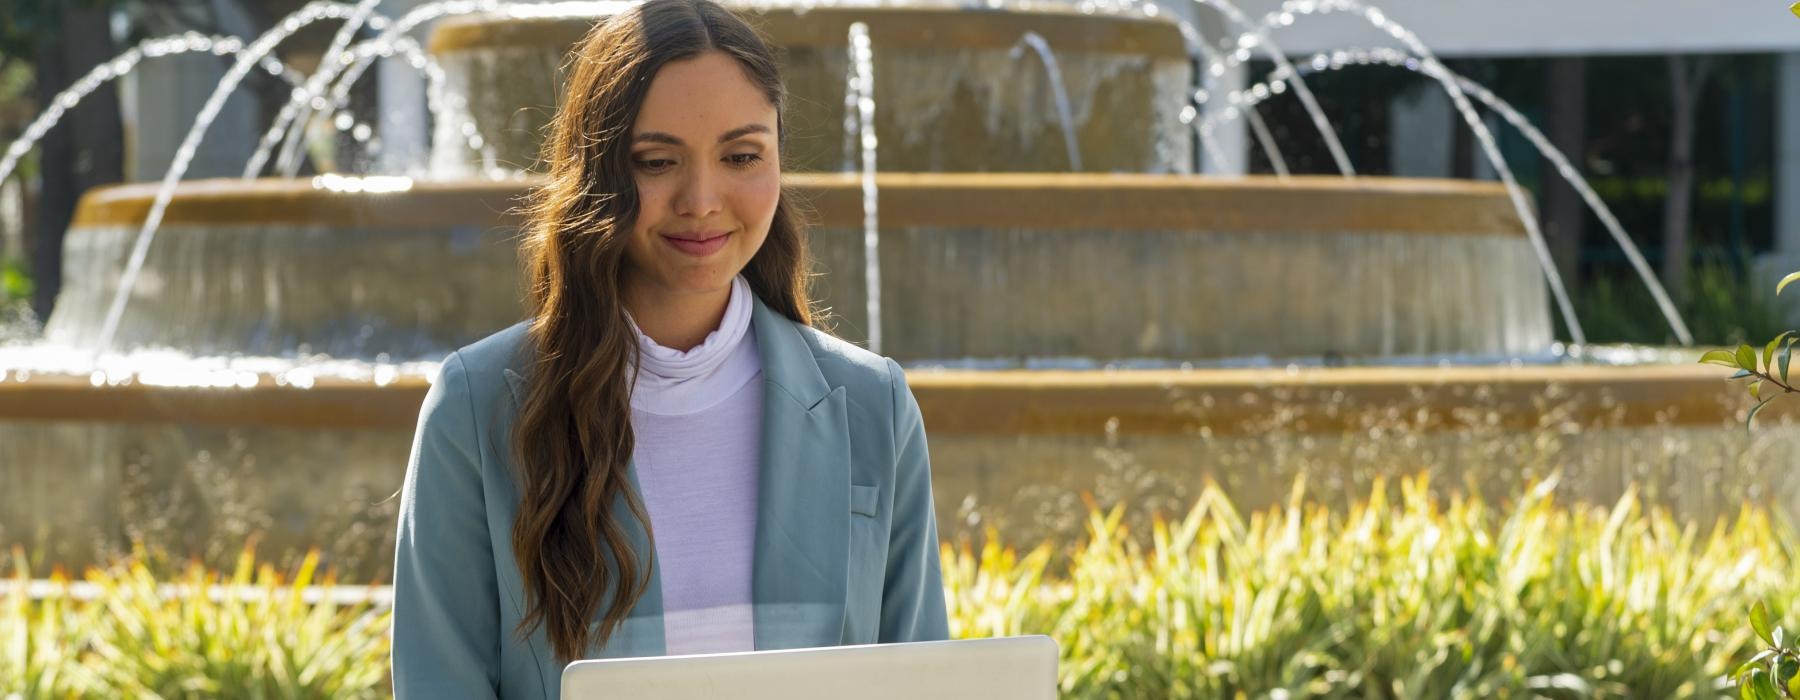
[389,1,949,696]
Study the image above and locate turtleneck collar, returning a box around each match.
[625,275,761,416]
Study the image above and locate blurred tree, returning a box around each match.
[0,0,124,322]
[1660,55,1716,302]
[1542,57,1586,293]
[0,0,338,322]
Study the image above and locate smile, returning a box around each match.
[661,230,732,257]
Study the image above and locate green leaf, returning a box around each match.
[1753,381,1764,400]
[1767,333,1794,372]
[1746,667,1779,700]
[1755,602,1777,647]
[1779,270,1800,295]
[1705,349,1745,368]
[1750,398,1778,431]
[1740,650,1781,678]
[1735,369,1755,379]
[1783,342,1794,384]
[1740,344,1761,371]
[1788,665,1800,700]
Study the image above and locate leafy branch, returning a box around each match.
[1700,271,1800,429]
[1737,602,1800,699]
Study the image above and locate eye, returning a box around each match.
[633,158,675,173]
[726,153,763,168]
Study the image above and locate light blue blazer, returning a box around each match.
[391,294,950,699]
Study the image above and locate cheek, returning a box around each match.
[732,170,782,230]
[630,177,670,239]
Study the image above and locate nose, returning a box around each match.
[671,162,724,219]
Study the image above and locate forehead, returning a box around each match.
[633,51,777,139]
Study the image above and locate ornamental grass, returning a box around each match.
[6,474,1797,698]
[944,475,1799,699]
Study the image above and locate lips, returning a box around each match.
[661,230,732,257]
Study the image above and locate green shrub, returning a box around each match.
[2,545,391,699]
[946,475,1796,698]
[1579,256,1792,347]
[0,258,28,304]
[7,477,1795,698]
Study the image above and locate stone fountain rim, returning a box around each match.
[72,174,1527,237]
[427,4,1189,57]
[0,362,1770,433]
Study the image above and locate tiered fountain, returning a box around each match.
[0,0,1791,576]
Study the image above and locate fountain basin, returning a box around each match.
[1,358,1791,577]
[426,5,1192,174]
[49,174,1549,361]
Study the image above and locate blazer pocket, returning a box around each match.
[850,484,880,518]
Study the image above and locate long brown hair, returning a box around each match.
[512,0,814,663]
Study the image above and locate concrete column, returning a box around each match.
[124,1,260,181]
[1387,84,1452,177]
[1201,62,1250,176]
[1759,51,1800,323]
[1776,52,1800,258]
[126,54,262,181]
[1164,0,1249,176]
[376,0,431,176]
[1470,111,1503,182]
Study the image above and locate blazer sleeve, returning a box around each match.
[878,358,952,643]
[391,352,503,699]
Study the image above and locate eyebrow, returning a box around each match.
[632,124,772,146]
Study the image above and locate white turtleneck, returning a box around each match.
[625,275,763,656]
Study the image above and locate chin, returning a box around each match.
[660,266,742,294]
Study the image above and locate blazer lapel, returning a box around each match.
[501,365,667,660]
[497,294,853,658]
[748,297,852,651]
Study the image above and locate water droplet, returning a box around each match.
[334,113,355,130]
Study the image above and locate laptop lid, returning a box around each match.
[561,636,1059,700]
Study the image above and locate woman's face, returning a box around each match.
[622,50,781,304]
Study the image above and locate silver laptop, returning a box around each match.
[562,636,1059,699]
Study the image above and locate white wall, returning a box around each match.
[1226,0,1800,57]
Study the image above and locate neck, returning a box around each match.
[623,276,734,352]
